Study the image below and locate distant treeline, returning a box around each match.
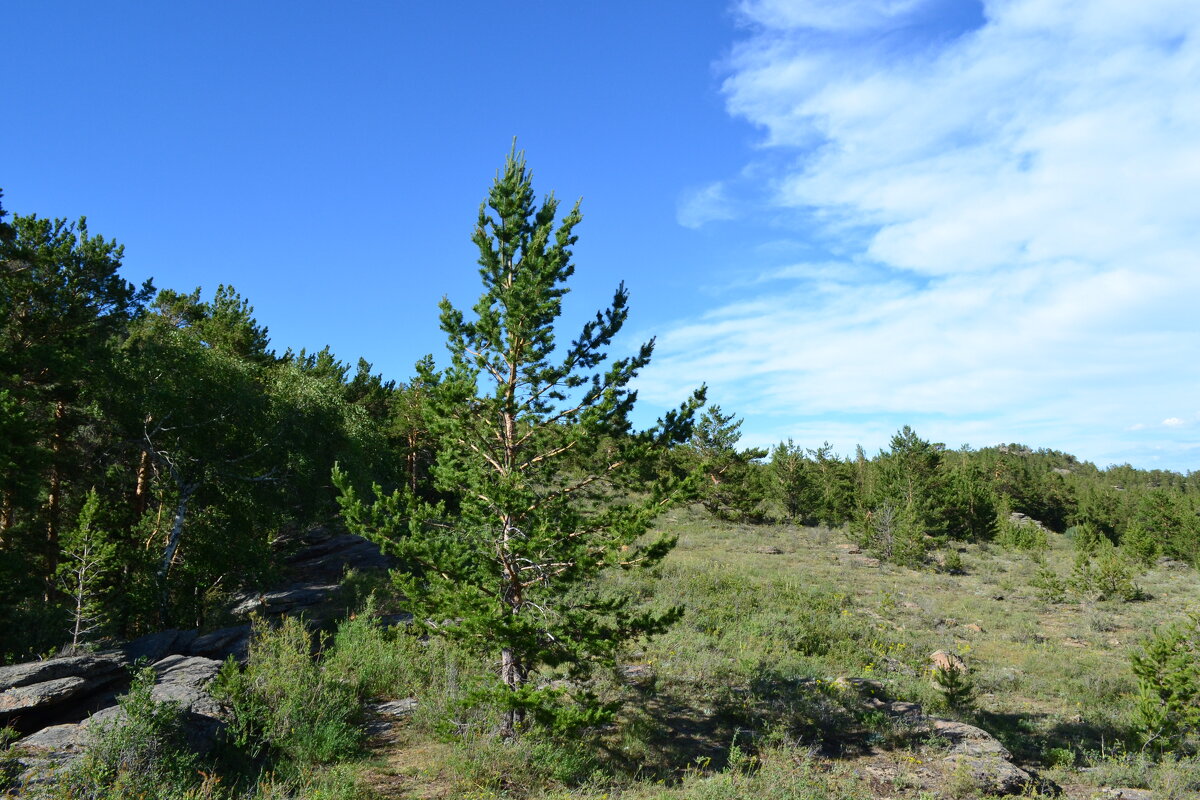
[684,406,1200,568]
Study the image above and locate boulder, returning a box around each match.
[229,583,341,618]
[122,629,199,665]
[0,654,124,692]
[10,721,89,761]
[0,676,111,717]
[930,650,966,675]
[11,655,225,789]
[931,719,1011,759]
[286,533,390,582]
[188,624,251,662]
[945,754,1042,796]
[1095,790,1153,800]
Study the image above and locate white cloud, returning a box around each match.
[735,0,928,32]
[643,0,1200,469]
[1163,417,1184,427]
[676,181,737,228]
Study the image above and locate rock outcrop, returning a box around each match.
[2,526,392,788]
[11,654,225,788]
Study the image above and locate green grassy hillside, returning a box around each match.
[346,506,1200,799]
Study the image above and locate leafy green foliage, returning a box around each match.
[855,499,928,567]
[58,489,117,648]
[1069,540,1144,603]
[687,406,769,522]
[769,439,816,521]
[214,616,362,771]
[337,146,703,737]
[51,667,200,800]
[1131,615,1200,752]
[996,508,1050,553]
[932,661,975,712]
[0,725,18,792]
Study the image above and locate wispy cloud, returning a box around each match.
[647,0,1200,469]
[676,181,738,229]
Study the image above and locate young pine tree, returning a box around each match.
[58,489,116,650]
[688,405,768,522]
[336,148,704,738]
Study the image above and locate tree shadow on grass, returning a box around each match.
[974,708,1136,766]
[603,668,929,782]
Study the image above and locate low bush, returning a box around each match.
[213,615,362,774]
[996,514,1049,553]
[1131,614,1200,753]
[0,726,19,792]
[48,667,201,800]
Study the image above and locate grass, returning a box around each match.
[335,505,1200,797]
[47,506,1197,798]
[451,504,1200,798]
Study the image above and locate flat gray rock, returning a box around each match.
[0,676,103,715]
[12,721,89,757]
[188,624,250,661]
[122,629,199,664]
[931,718,1012,759]
[230,583,340,617]
[0,654,123,692]
[370,698,417,718]
[149,655,223,718]
[1096,790,1153,800]
[944,754,1038,796]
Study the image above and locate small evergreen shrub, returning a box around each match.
[1121,522,1160,566]
[1031,563,1069,603]
[1131,614,1200,752]
[856,501,927,567]
[931,661,975,712]
[996,513,1049,553]
[1069,542,1144,602]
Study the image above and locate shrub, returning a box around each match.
[1121,522,1160,566]
[1069,542,1144,602]
[931,660,975,712]
[321,596,423,699]
[1131,614,1200,752]
[51,667,200,799]
[213,616,361,773]
[856,501,927,567]
[0,726,19,792]
[1031,564,1068,603]
[996,513,1049,553]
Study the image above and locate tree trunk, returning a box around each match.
[44,400,66,599]
[407,430,419,495]
[133,448,151,518]
[499,646,527,738]
[0,489,12,544]
[157,482,196,626]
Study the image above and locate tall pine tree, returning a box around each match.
[337,147,704,737]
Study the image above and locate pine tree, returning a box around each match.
[687,405,768,522]
[336,147,703,737]
[58,489,116,649]
[770,439,816,521]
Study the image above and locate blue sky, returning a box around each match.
[5,1,1200,472]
